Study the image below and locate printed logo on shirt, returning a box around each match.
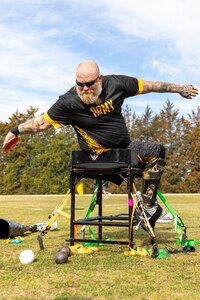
[90,99,114,117]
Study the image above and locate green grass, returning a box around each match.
[0,194,200,300]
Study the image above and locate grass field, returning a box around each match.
[0,194,199,300]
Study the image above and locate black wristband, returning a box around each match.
[10,127,20,136]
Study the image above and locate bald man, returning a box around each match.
[3,60,198,225]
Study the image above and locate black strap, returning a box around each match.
[149,204,162,226]
[10,127,20,136]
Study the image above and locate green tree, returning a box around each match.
[136,105,155,142]
[1,108,78,194]
[177,108,200,192]
[1,104,200,194]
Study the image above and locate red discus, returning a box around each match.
[3,136,20,152]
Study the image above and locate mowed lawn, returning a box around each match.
[0,193,199,300]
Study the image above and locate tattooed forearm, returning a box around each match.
[3,114,51,147]
[142,81,182,94]
[18,114,51,133]
[142,80,198,99]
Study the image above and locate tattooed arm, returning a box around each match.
[18,114,52,133]
[3,114,52,147]
[142,81,198,99]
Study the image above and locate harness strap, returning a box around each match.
[148,204,162,227]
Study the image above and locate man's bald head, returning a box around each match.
[76,60,100,80]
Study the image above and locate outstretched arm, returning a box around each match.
[3,114,52,150]
[142,81,198,99]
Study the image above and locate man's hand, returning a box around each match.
[2,114,52,152]
[180,84,199,99]
[2,132,20,152]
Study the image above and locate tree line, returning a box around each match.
[0,100,199,194]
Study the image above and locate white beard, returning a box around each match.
[77,85,102,105]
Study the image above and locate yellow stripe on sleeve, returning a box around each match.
[136,78,144,95]
[44,112,64,129]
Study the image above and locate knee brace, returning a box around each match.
[143,184,156,203]
[143,158,165,180]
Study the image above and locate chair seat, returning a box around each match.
[72,162,128,170]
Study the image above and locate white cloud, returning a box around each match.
[0,85,54,121]
[0,0,199,122]
[150,59,182,82]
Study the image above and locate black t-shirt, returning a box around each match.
[44,75,142,154]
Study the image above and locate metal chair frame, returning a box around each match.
[67,149,140,247]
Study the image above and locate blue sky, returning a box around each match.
[0,0,200,122]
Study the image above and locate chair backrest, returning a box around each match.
[71,149,138,170]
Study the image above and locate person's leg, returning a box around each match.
[102,181,111,198]
[142,144,165,201]
[128,142,173,227]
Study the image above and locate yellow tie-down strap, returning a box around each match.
[69,244,99,254]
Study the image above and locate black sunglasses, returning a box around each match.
[76,76,99,88]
